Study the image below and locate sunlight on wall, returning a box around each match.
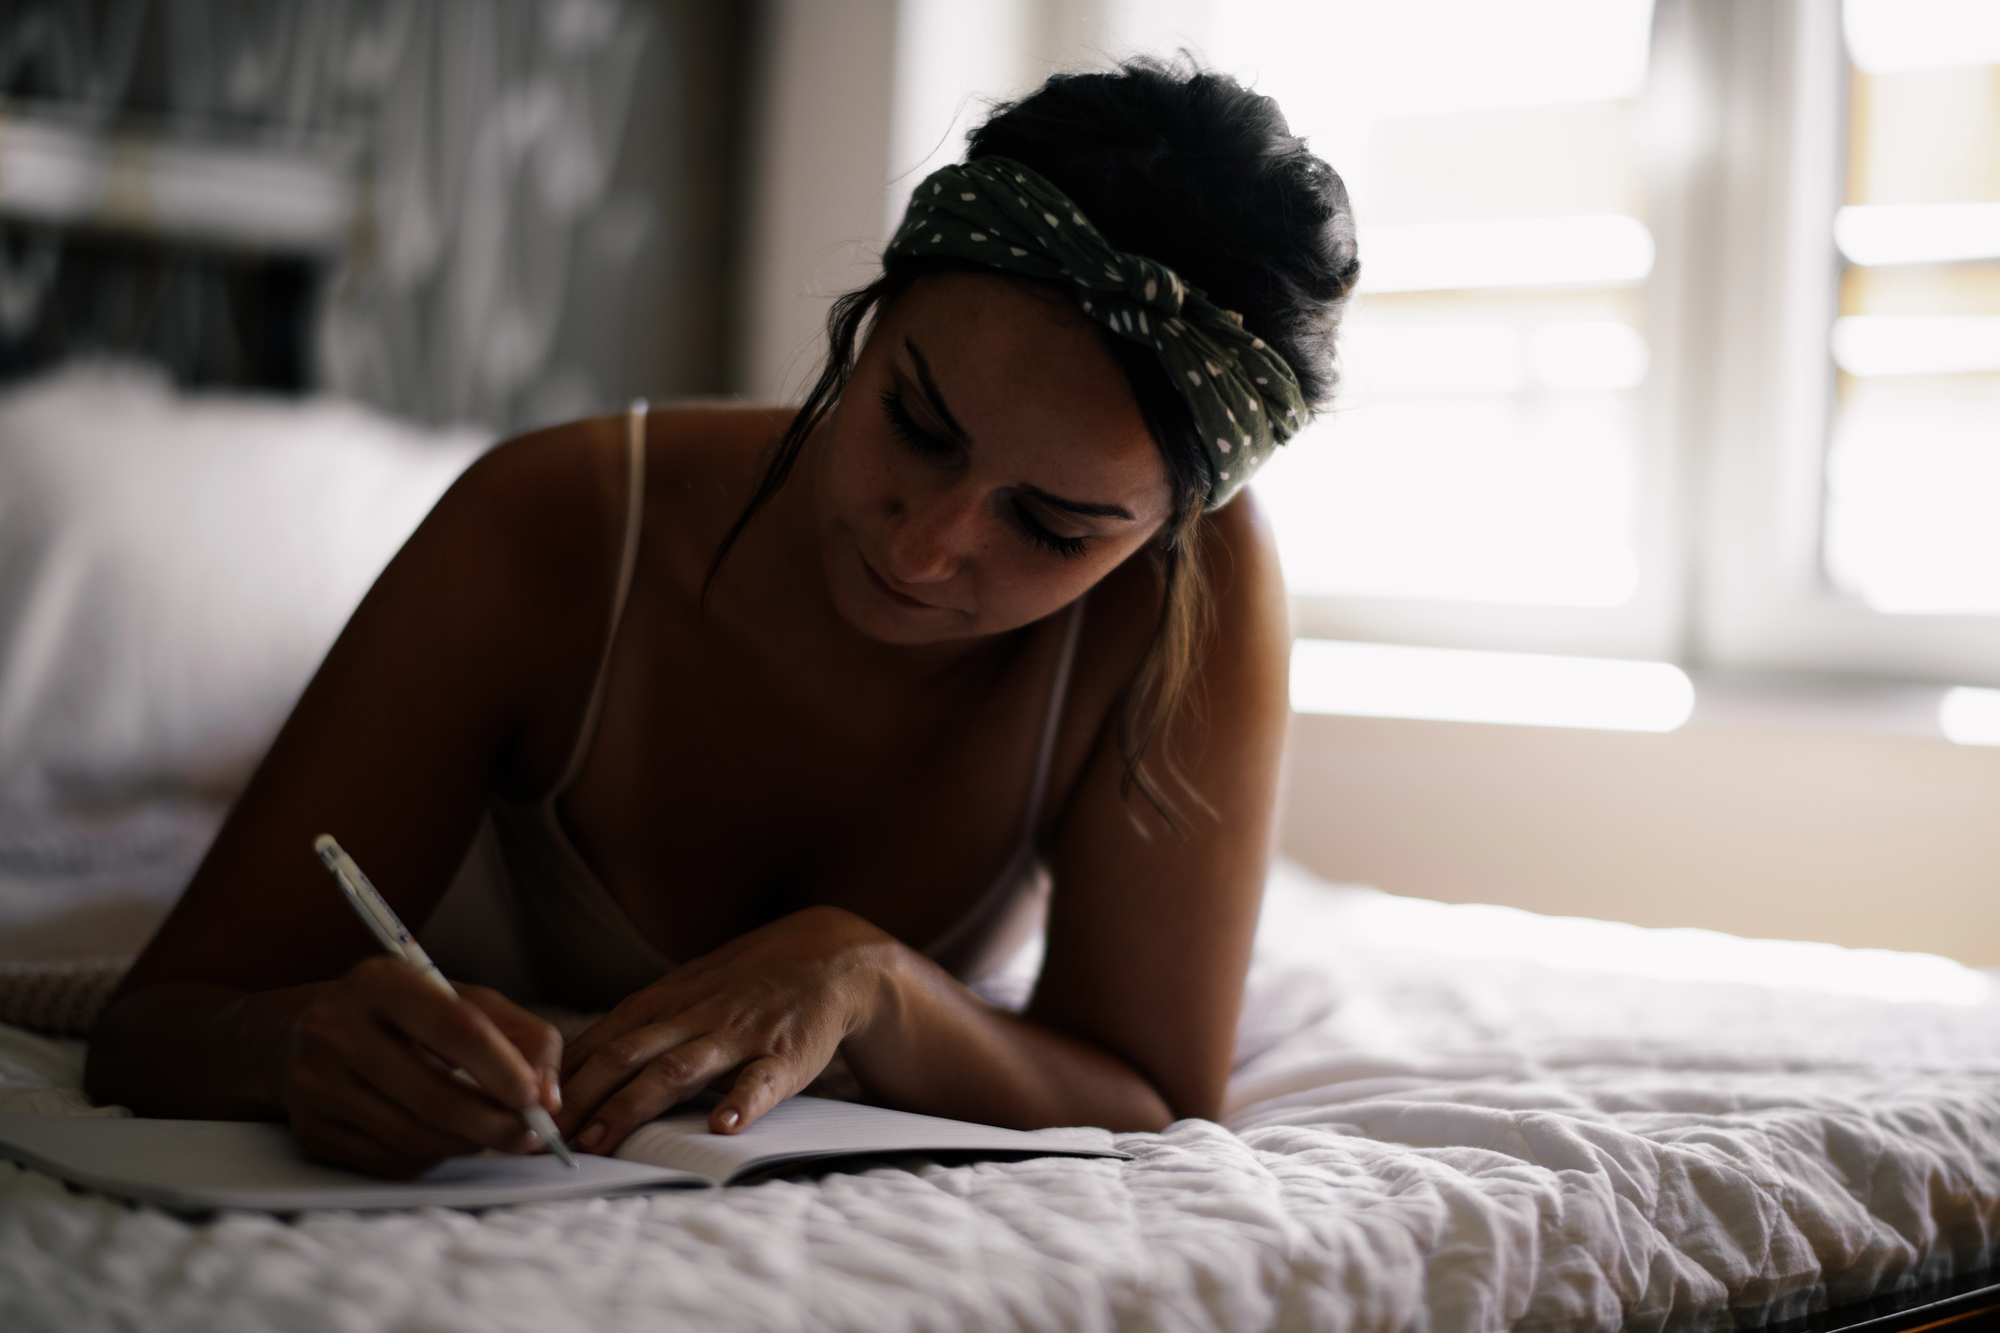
[1289,638,1693,732]
[1378,893,1989,1006]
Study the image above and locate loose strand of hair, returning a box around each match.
[1114,507,1218,837]
[701,278,898,601]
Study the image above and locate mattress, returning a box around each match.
[2,858,1998,1333]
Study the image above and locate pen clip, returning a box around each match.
[315,835,411,957]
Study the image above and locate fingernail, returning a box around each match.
[577,1123,605,1150]
[543,1076,562,1111]
[719,1109,740,1132]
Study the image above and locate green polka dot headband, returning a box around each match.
[884,155,1310,509]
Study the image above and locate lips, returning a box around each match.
[860,556,938,610]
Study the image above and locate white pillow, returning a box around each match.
[0,362,490,800]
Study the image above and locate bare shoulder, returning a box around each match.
[1198,485,1284,603]
[425,403,792,642]
[460,402,790,539]
[647,400,794,459]
[643,402,795,538]
[1061,488,1289,731]
[436,415,628,589]
[1191,487,1291,687]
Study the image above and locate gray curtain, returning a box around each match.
[1,0,658,432]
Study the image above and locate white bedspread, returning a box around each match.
[4,863,1999,1333]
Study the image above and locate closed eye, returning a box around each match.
[884,384,1087,558]
[880,389,955,459]
[1010,498,1088,559]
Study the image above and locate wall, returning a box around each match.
[1280,710,2000,966]
[736,0,902,402]
[735,0,1216,401]
[611,0,758,403]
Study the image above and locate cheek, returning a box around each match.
[817,417,898,524]
[977,541,1138,629]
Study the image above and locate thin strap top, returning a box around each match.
[553,399,651,795]
[446,399,1084,1009]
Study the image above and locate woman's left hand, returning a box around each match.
[554,905,899,1152]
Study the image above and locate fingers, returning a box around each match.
[285,1048,488,1178]
[557,1009,709,1138]
[346,959,542,1113]
[285,958,554,1174]
[570,1035,744,1155]
[292,1108,445,1181]
[712,1056,797,1135]
[337,1007,540,1153]
[296,974,539,1156]
[458,984,564,1113]
[558,1012,616,1081]
[559,985,682,1082]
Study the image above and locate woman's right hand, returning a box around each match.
[278,956,564,1178]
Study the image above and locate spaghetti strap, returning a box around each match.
[1022,597,1086,841]
[921,595,1086,968]
[552,399,649,795]
[449,428,1082,1003]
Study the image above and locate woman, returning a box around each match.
[85,60,1358,1178]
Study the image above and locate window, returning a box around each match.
[1691,0,2000,685]
[781,0,2000,705]
[1213,0,2000,691]
[1824,0,2000,616]
[1213,0,1680,660]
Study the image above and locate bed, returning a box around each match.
[4,366,2000,1332]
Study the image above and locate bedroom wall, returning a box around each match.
[1280,712,2000,967]
[735,0,1214,401]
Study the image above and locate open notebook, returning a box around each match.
[0,1097,1129,1214]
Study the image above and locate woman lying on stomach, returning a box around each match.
[85,60,1358,1177]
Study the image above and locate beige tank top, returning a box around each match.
[423,401,1085,1011]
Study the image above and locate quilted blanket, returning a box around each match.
[3,863,1998,1333]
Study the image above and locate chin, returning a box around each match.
[828,570,965,645]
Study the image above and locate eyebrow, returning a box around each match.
[901,337,1138,523]
[903,339,971,445]
[1020,484,1136,522]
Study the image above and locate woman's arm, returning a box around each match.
[85,421,629,1174]
[555,491,1289,1142]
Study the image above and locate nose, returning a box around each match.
[881,482,981,585]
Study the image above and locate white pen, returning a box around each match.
[313,834,578,1169]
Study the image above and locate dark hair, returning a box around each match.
[710,58,1359,824]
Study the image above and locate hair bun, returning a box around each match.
[966,56,1360,411]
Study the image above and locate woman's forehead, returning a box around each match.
[894,269,1092,346]
[896,276,1160,430]
[888,275,1129,417]
[884,274,1165,484]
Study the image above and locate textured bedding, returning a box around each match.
[3,861,2000,1333]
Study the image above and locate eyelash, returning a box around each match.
[878,389,1089,561]
[1012,501,1088,559]
[879,389,954,459]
